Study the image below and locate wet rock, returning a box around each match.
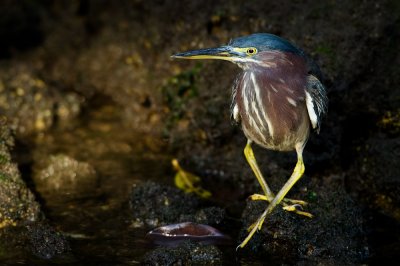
[0,225,26,261]
[192,207,226,226]
[143,241,222,266]
[129,182,226,228]
[27,222,70,259]
[238,176,367,264]
[0,120,68,261]
[33,154,98,195]
[0,117,40,228]
[178,207,227,228]
[0,222,71,262]
[130,181,200,228]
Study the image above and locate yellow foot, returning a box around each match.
[249,193,313,218]
[237,202,313,249]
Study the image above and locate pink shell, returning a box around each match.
[146,222,231,246]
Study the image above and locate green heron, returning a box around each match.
[172,33,328,248]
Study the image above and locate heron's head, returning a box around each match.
[172,33,304,69]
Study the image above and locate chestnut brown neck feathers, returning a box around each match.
[232,51,310,151]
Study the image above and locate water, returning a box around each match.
[12,99,175,265]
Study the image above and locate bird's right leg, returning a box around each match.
[244,140,274,201]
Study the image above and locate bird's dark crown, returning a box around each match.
[229,33,304,56]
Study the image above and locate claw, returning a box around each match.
[294,210,313,218]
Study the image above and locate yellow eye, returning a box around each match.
[246,47,257,55]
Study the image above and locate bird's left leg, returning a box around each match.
[245,139,310,217]
[238,143,310,248]
[244,140,274,201]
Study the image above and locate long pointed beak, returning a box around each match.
[171,46,241,62]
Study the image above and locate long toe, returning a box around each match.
[282,204,313,218]
[249,193,273,202]
[282,198,308,206]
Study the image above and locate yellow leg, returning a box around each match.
[246,139,311,218]
[238,144,307,249]
[244,140,274,201]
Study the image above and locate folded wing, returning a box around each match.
[305,75,328,133]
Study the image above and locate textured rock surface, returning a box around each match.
[0,118,40,228]
[27,223,71,259]
[239,176,367,264]
[143,241,222,266]
[130,181,226,228]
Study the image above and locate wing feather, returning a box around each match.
[305,75,328,133]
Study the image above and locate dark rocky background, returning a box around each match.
[0,0,399,265]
